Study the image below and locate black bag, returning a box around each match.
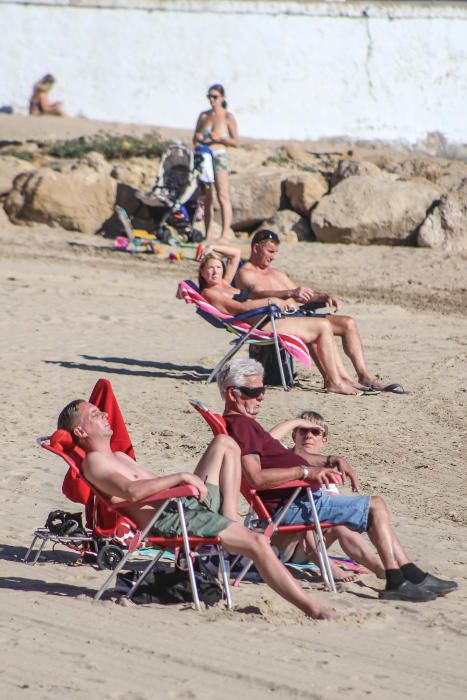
[119,566,223,607]
[45,510,85,537]
[249,344,296,388]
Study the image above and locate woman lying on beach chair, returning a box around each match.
[197,244,377,396]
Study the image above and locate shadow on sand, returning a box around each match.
[44,355,211,382]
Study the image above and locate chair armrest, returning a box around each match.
[266,474,343,491]
[111,484,200,509]
[226,304,281,323]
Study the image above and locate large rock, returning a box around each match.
[331,159,385,187]
[111,157,158,191]
[4,155,117,233]
[229,170,284,229]
[311,175,441,245]
[258,209,311,243]
[0,156,36,196]
[284,173,327,215]
[417,194,467,251]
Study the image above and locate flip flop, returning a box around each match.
[383,383,410,395]
[360,386,381,396]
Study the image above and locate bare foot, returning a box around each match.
[331,565,359,583]
[325,382,362,396]
[359,375,385,390]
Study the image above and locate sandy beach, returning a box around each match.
[0,118,466,699]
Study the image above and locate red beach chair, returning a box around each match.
[26,379,231,610]
[189,399,342,592]
[177,280,313,391]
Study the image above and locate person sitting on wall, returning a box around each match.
[29,74,65,116]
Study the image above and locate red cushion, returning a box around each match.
[50,429,75,452]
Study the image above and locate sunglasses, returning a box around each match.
[297,426,326,437]
[235,385,266,398]
[252,231,280,245]
[207,94,221,100]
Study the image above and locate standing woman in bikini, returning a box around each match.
[193,84,239,242]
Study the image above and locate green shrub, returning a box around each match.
[47,135,168,160]
[1,149,35,162]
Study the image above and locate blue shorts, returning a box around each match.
[276,491,370,533]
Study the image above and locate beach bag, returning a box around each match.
[118,566,223,606]
[45,510,86,537]
[249,344,296,388]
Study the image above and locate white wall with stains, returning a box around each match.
[1,1,466,143]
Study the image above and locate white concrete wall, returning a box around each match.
[1,1,466,143]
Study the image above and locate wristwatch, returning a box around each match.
[302,466,309,480]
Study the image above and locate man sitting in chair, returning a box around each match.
[57,398,337,620]
[219,357,457,602]
[235,229,406,393]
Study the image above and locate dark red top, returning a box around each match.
[224,413,306,512]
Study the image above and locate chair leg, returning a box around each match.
[208,340,244,384]
[127,549,164,600]
[217,546,233,609]
[177,501,201,611]
[269,313,290,391]
[94,545,136,601]
[23,533,48,565]
[208,315,270,383]
[232,557,254,587]
[306,488,336,592]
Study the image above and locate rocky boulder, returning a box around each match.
[258,209,311,243]
[284,172,327,216]
[110,157,158,191]
[5,155,117,234]
[417,194,467,252]
[311,175,441,245]
[331,159,385,187]
[229,170,284,229]
[0,156,36,196]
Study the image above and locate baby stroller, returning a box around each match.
[124,141,205,245]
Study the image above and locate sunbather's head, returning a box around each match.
[218,358,266,418]
[34,74,56,93]
[207,83,227,109]
[292,410,328,455]
[250,230,280,269]
[57,400,112,446]
[198,253,227,290]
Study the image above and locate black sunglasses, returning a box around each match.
[252,230,280,245]
[297,426,326,437]
[236,385,266,398]
[207,93,221,100]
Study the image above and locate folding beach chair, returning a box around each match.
[26,379,231,610]
[189,399,341,592]
[177,280,313,391]
[24,378,137,568]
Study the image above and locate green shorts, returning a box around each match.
[212,149,228,174]
[150,483,232,539]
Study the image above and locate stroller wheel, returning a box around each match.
[156,225,172,244]
[96,544,124,570]
[187,228,204,243]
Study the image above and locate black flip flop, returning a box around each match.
[383,383,410,395]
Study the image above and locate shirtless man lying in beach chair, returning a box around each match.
[235,229,407,393]
[57,398,336,620]
[220,357,457,602]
